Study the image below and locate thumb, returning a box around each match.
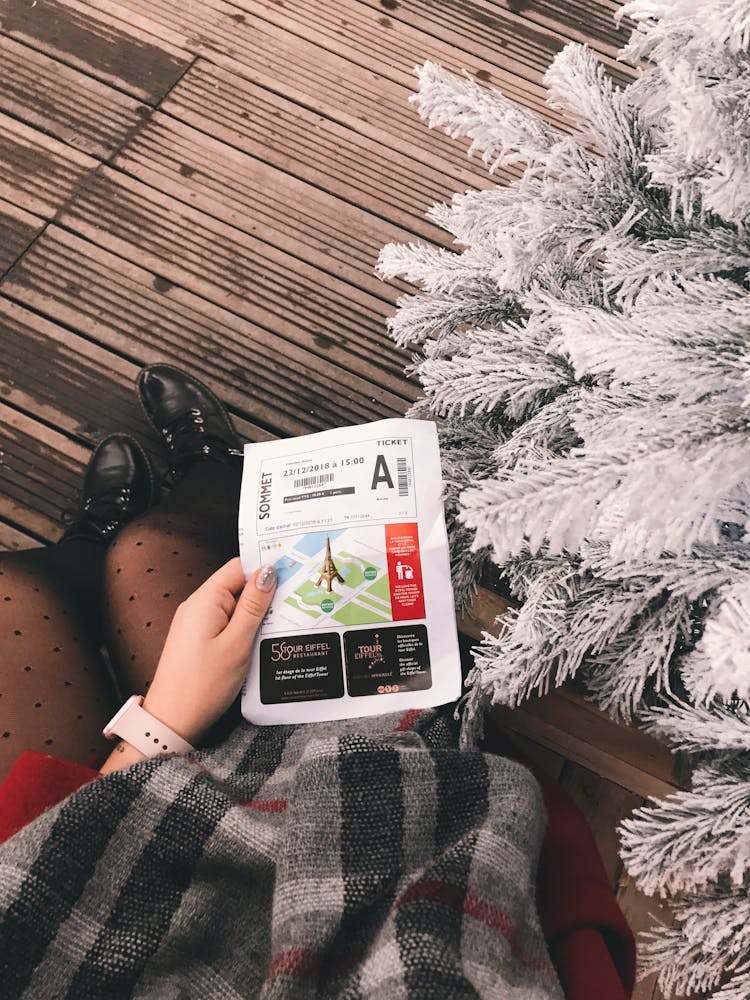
[221,565,277,659]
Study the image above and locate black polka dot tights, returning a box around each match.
[0,461,241,780]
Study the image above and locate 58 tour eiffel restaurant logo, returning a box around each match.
[269,639,333,662]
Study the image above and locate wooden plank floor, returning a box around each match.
[0,1,675,994]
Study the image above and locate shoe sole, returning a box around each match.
[135,363,241,455]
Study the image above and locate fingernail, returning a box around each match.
[255,564,277,592]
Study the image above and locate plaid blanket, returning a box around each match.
[0,708,563,999]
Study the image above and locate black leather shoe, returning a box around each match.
[137,363,241,482]
[61,434,155,545]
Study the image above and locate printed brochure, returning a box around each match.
[238,418,462,724]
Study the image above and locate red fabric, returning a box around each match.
[549,927,632,1000]
[483,726,636,1000]
[0,735,636,1000]
[0,751,99,844]
[534,767,635,1000]
[532,768,635,1000]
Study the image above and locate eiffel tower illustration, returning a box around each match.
[316,536,345,593]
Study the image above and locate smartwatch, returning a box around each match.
[103,695,194,758]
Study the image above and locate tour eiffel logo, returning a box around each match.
[354,632,385,670]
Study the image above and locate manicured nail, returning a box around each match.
[256,564,277,591]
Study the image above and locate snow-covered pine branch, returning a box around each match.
[696,578,750,700]
[620,760,750,896]
[643,697,750,754]
[412,60,580,175]
[460,406,750,564]
[416,323,575,421]
[379,0,750,992]
[620,0,750,223]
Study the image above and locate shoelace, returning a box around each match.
[162,407,204,445]
[161,408,241,485]
[62,484,135,540]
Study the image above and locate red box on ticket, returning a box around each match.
[385,522,426,621]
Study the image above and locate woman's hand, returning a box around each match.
[140,558,277,745]
[101,558,277,772]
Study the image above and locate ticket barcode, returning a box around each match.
[397,457,410,497]
[293,473,335,489]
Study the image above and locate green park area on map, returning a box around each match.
[283,549,392,626]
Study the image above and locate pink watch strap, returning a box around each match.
[103,695,194,757]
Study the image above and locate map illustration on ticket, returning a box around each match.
[238,419,462,724]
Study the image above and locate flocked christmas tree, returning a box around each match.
[377,2,750,997]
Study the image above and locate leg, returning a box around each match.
[103,461,241,696]
[0,540,120,781]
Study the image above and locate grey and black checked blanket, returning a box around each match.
[0,707,563,999]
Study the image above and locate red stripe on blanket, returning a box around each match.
[242,798,287,812]
[392,709,424,732]
[464,891,556,978]
[266,945,365,981]
[184,758,286,812]
[394,881,556,979]
[463,891,515,937]
[395,879,464,908]
[266,948,322,978]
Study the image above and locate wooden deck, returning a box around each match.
[0,0,675,994]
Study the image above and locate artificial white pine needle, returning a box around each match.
[377,1,750,994]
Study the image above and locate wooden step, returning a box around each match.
[559,761,642,885]
[0,33,148,159]
[85,0,563,157]
[0,293,269,443]
[351,0,633,81]
[0,111,97,218]
[111,109,419,300]
[1,230,411,438]
[0,517,41,550]
[238,0,571,119]
[0,403,90,541]
[162,59,474,246]
[0,196,43,276]
[414,0,632,61]
[0,0,192,104]
[49,167,416,392]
